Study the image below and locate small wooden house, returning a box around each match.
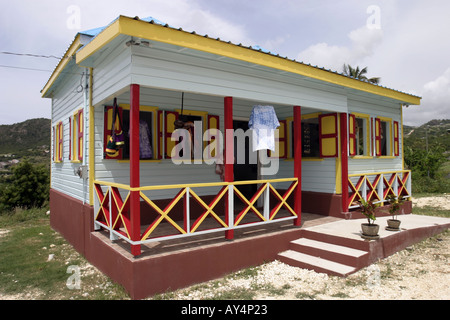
[41,16,420,298]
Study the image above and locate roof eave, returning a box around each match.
[41,34,95,98]
[75,15,421,106]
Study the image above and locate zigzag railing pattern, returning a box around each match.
[93,178,299,246]
[347,170,411,209]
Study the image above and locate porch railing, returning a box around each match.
[347,170,411,209]
[93,178,299,246]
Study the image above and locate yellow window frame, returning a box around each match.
[351,112,371,158]
[286,112,323,160]
[54,121,63,163]
[375,116,393,158]
[71,108,84,162]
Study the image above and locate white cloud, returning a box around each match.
[403,67,450,126]
[297,25,383,72]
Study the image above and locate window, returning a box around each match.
[54,121,63,162]
[70,109,83,161]
[374,117,392,156]
[104,104,158,160]
[287,113,328,159]
[171,109,219,161]
[349,113,370,156]
[301,117,320,158]
[103,105,220,161]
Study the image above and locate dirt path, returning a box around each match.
[411,194,450,210]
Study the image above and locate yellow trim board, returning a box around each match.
[76,16,421,105]
[41,34,83,97]
[89,67,95,205]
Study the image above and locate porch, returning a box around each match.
[92,168,413,257]
[86,201,449,299]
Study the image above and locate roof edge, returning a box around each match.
[41,34,84,97]
[70,16,421,105]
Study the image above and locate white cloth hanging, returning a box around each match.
[248,105,280,152]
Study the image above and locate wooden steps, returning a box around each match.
[277,231,370,277]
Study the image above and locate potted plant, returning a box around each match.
[386,195,403,230]
[359,199,379,239]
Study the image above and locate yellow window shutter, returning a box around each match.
[77,109,84,161]
[319,113,338,158]
[348,114,356,156]
[157,110,163,159]
[206,115,220,158]
[374,118,382,156]
[164,111,179,158]
[393,121,399,156]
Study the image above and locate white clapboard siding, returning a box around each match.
[263,159,336,194]
[129,45,348,113]
[50,63,90,203]
[92,45,132,107]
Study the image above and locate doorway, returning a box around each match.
[233,120,258,200]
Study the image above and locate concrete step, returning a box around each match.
[290,238,369,268]
[278,250,357,277]
[299,229,370,251]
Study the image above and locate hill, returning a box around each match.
[0,118,51,156]
[404,119,450,153]
[0,118,51,171]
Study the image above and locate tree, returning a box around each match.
[0,160,49,211]
[342,64,381,84]
[404,145,446,179]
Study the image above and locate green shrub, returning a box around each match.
[0,160,49,213]
[411,172,450,194]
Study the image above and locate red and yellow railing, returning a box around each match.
[93,178,299,246]
[347,170,411,209]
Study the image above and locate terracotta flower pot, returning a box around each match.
[361,223,379,237]
[387,219,401,230]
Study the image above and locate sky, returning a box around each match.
[1,0,449,126]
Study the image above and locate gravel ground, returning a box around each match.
[159,229,449,300]
[157,196,450,300]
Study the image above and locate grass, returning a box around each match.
[0,207,129,300]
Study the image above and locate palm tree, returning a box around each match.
[342,64,381,84]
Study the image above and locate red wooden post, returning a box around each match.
[293,106,302,226]
[224,96,234,240]
[130,84,141,256]
[340,113,349,213]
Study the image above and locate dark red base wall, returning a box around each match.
[49,189,303,299]
[49,189,93,256]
